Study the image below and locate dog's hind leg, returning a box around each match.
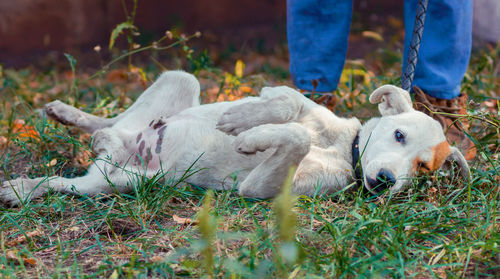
[0,126,166,206]
[234,123,311,198]
[0,161,161,206]
[44,100,118,133]
[44,71,200,133]
[111,71,200,131]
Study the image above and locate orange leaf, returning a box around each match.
[239,86,253,94]
[5,249,37,265]
[105,69,128,83]
[12,119,39,139]
[23,257,37,265]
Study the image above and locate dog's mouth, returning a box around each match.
[365,176,395,194]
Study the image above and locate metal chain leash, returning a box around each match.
[401,0,429,92]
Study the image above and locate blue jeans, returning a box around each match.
[287,0,473,99]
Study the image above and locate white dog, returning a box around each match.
[0,71,469,205]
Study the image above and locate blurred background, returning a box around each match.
[1,0,498,69]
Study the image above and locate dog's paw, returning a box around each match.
[44,100,83,126]
[216,103,263,136]
[0,177,45,206]
[233,127,273,155]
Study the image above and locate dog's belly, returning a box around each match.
[124,112,272,189]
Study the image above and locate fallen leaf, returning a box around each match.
[5,250,18,260]
[149,255,164,262]
[0,136,7,146]
[5,249,37,265]
[6,229,42,247]
[234,59,245,78]
[362,31,384,42]
[239,85,253,94]
[66,226,80,232]
[109,269,119,279]
[46,158,57,167]
[387,16,403,29]
[23,258,37,265]
[172,214,198,225]
[74,150,93,167]
[106,69,128,83]
[129,66,147,87]
[12,119,39,139]
[340,68,371,85]
[33,93,47,106]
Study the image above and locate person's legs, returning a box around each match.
[287,0,353,93]
[404,0,473,100]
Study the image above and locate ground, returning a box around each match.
[0,26,498,278]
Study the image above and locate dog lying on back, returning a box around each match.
[0,71,469,205]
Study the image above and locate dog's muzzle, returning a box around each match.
[366,169,396,193]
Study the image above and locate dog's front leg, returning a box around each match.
[235,123,311,198]
[216,90,306,136]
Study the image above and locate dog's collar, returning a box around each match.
[351,134,363,184]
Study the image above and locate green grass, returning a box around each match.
[0,40,498,278]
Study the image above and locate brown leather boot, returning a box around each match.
[299,90,338,112]
[413,86,476,160]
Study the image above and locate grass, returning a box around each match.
[0,33,498,278]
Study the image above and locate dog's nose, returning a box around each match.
[366,169,396,193]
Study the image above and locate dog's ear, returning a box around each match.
[369,85,413,116]
[441,146,470,181]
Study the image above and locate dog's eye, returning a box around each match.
[394,130,405,143]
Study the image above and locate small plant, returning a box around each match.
[197,190,217,277]
[273,165,300,276]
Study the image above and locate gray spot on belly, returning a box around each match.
[153,121,166,130]
[136,132,142,143]
[138,140,145,156]
[155,125,167,154]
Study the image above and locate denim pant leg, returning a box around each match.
[404,0,473,99]
[287,0,353,92]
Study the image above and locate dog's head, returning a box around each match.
[359,85,470,193]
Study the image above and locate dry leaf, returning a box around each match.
[5,250,18,260]
[387,16,404,29]
[74,150,93,167]
[239,85,253,94]
[12,119,39,139]
[46,158,57,167]
[66,226,80,232]
[362,30,384,42]
[23,258,37,265]
[106,69,128,83]
[33,93,48,106]
[234,59,245,78]
[172,214,198,225]
[149,255,164,262]
[6,229,42,247]
[109,269,119,279]
[0,136,7,146]
[5,249,37,265]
